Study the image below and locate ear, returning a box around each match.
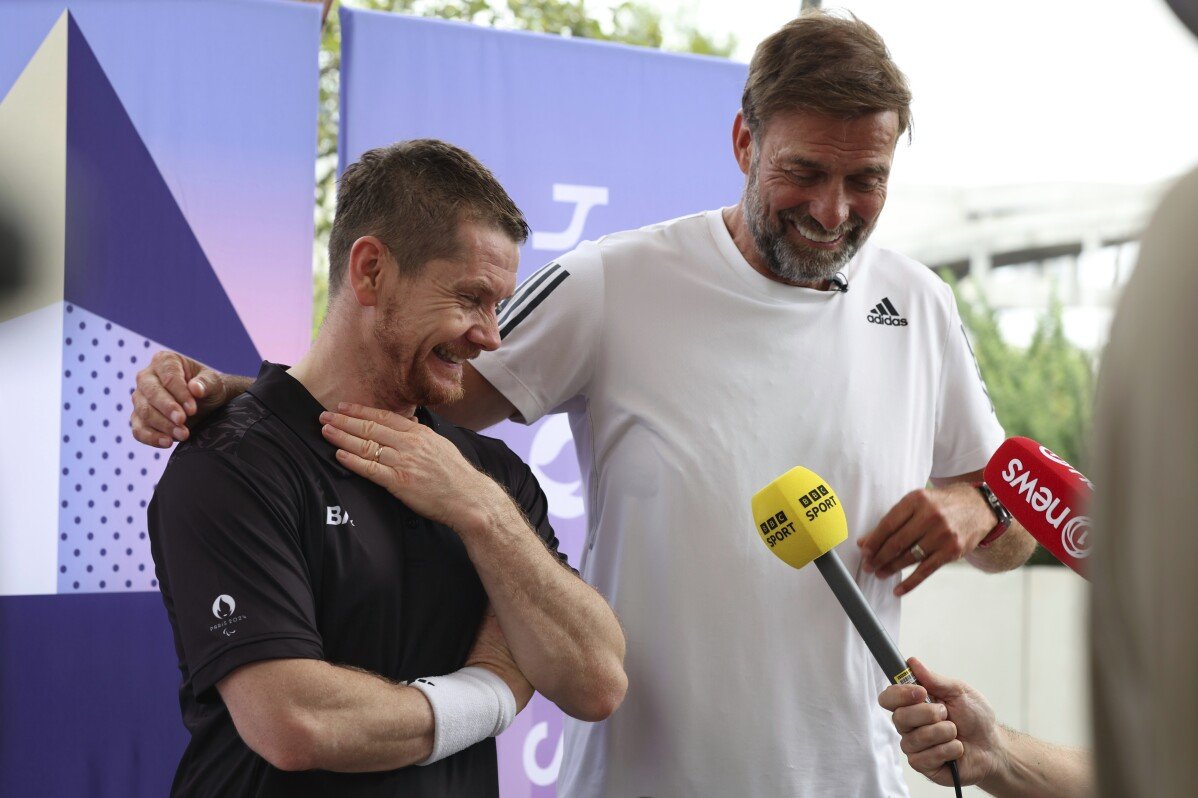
[346,236,389,308]
[732,111,754,176]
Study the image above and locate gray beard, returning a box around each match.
[741,159,872,285]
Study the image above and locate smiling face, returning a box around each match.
[736,109,899,285]
[370,220,519,409]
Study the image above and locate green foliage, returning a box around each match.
[312,0,735,338]
[944,271,1097,567]
[946,271,1095,468]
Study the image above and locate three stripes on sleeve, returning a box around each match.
[498,262,570,339]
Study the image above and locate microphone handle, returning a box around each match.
[813,550,914,685]
[814,549,965,796]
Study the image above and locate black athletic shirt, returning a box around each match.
[148,362,568,797]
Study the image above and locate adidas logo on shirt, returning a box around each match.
[867,297,908,327]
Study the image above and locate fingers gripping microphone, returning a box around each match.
[753,467,963,795]
[983,437,1092,578]
[753,466,913,685]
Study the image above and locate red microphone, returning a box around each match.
[983,437,1093,578]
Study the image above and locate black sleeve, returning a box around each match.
[476,438,575,574]
[149,449,324,698]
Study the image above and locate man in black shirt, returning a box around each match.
[148,140,627,797]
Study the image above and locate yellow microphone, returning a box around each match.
[752,466,915,687]
[755,467,966,795]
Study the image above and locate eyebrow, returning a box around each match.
[458,278,508,299]
[457,280,492,294]
[787,157,890,176]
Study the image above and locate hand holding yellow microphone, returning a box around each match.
[752,466,963,796]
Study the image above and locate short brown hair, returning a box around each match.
[742,10,912,139]
[327,139,529,295]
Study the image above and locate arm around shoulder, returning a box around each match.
[131,350,252,447]
[432,363,517,432]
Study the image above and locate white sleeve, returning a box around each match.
[471,243,604,425]
[930,285,1005,479]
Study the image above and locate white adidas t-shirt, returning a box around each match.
[474,210,1003,798]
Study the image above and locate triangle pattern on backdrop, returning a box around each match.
[64,14,260,376]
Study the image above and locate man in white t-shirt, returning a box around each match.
[132,10,1035,797]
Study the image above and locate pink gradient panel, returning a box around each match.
[184,183,314,364]
[65,2,318,365]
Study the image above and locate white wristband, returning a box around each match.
[409,666,517,765]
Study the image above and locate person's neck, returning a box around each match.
[721,204,834,291]
[287,306,417,418]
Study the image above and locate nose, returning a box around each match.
[806,184,850,232]
[468,309,502,352]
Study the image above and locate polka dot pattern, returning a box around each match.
[58,304,165,593]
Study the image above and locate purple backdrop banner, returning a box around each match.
[340,10,747,795]
[0,0,319,794]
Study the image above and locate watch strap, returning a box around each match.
[975,482,1012,548]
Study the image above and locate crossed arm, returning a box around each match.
[140,356,624,769]
[317,401,626,721]
[213,408,626,772]
[217,610,533,772]
[219,657,437,772]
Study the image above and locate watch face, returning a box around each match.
[980,483,1011,524]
